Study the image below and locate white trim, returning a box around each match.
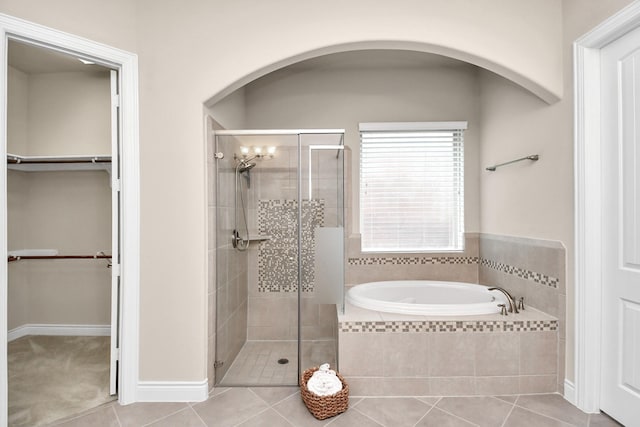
[359,121,468,131]
[214,128,345,136]
[136,380,209,402]
[0,13,140,419]
[8,324,110,342]
[574,0,640,415]
[564,379,577,406]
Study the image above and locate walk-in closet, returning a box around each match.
[6,40,120,426]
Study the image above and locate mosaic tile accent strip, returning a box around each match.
[347,256,479,266]
[339,319,558,333]
[480,258,559,289]
[257,199,324,292]
[347,255,559,289]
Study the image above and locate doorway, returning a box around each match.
[0,13,140,427]
[6,39,118,426]
[574,2,640,425]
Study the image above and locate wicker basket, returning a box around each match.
[300,367,349,420]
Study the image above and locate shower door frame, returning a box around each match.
[213,128,345,386]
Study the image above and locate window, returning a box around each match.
[359,121,466,252]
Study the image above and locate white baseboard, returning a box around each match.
[136,380,209,402]
[8,323,110,342]
[564,379,576,405]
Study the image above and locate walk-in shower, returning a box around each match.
[214,129,346,386]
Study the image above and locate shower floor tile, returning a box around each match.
[220,341,299,386]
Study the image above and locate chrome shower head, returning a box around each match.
[238,161,256,173]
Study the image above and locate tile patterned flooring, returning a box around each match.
[220,341,299,385]
[47,389,623,427]
[219,341,337,387]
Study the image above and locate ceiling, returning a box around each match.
[8,40,109,74]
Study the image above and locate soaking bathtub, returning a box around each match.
[346,280,507,316]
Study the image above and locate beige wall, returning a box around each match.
[27,71,111,155]
[6,65,112,329]
[1,0,568,384]
[479,0,636,385]
[243,61,482,234]
[7,66,28,153]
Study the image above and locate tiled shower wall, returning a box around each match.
[210,132,249,385]
[247,199,335,343]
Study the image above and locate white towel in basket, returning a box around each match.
[306,363,343,396]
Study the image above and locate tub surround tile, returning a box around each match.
[429,377,477,396]
[474,333,520,376]
[480,258,559,289]
[383,333,430,376]
[338,302,558,396]
[475,376,520,396]
[429,334,475,377]
[518,375,558,394]
[520,332,558,375]
[346,234,480,285]
[381,377,431,396]
[348,256,480,266]
[338,333,385,376]
[342,377,387,396]
[339,319,558,334]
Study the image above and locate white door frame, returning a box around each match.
[573,0,640,414]
[0,13,140,424]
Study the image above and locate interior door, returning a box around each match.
[600,25,640,426]
[109,69,121,395]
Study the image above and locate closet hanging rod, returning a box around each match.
[7,155,111,164]
[486,154,539,171]
[8,254,112,262]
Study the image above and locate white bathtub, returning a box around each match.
[346,280,506,316]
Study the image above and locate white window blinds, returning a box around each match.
[359,122,466,252]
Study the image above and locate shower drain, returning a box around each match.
[277,358,289,365]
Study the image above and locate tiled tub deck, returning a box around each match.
[338,301,558,397]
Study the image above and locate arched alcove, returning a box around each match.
[205,41,560,107]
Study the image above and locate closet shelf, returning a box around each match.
[7,153,111,172]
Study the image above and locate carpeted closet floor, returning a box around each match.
[8,335,115,427]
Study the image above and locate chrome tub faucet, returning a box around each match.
[489,286,519,314]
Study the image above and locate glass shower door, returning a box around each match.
[298,135,345,373]
[214,130,344,386]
